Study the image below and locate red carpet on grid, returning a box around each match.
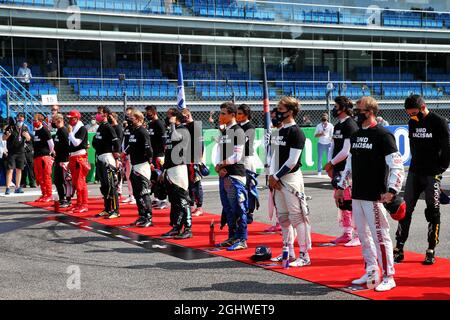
[26,198,450,300]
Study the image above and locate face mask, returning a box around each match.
[354,112,367,126]
[410,111,424,122]
[91,120,96,125]
[219,114,233,126]
[95,114,105,123]
[275,110,288,122]
[16,121,23,127]
[332,108,340,118]
[236,114,246,123]
[147,114,154,121]
[107,116,113,124]
[69,119,78,127]
[51,122,57,129]
[33,120,41,128]
[271,118,281,127]
[164,117,171,127]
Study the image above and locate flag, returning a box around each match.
[177,54,186,110]
[262,57,271,171]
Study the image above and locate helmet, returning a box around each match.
[250,245,272,262]
[384,196,406,221]
[66,110,81,119]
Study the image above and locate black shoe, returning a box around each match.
[134,217,153,227]
[30,184,36,188]
[174,228,192,239]
[59,200,70,208]
[423,249,435,265]
[161,227,180,238]
[216,238,237,247]
[21,185,27,189]
[393,248,404,263]
[95,210,110,218]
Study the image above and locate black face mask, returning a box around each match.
[354,112,368,126]
[410,111,424,122]
[275,110,289,122]
[107,116,113,125]
[164,117,171,127]
[51,122,57,129]
[146,114,154,121]
[271,118,281,127]
[332,108,340,118]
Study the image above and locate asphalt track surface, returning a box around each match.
[0,173,449,300]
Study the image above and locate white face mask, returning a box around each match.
[91,120,96,125]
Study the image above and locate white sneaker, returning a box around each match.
[289,253,311,267]
[345,237,361,247]
[366,268,381,289]
[317,172,322,177]
[351,273,368,285]
[375,277,396,292]
[270,254,296,263]
[129,198,136,205]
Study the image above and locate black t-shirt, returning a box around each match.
[185,121,204,164]
[123,126,132,152]
[164,124,190,169]
[92,123,120,156]
[33,127,52,158]
[332,117,359,172]
[408,112,450,175]
[148,119,166,157]
[271,123,305,174]
[5,124,29,154]
[127,126,153,166]
[350,125,398,201]
[113,124,124,152]
[54,127,70,162]
[240,121,256,157]
[218,124,246,177]
[68,125,88,153]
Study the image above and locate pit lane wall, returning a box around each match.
[0,126,413,185]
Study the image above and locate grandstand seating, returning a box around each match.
[2,0,449,30]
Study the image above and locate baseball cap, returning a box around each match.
[250,245,272,262]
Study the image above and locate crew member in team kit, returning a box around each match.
[53,114,73,208]
[324,96,361,247]
[237,104,259,224]
[215,102,249,251]
[145,105,168,210]
[67,110,90,213]
[121,107,137,205]
[92,107,121,219]
[126,110,154,227]
[336,96,404,292]
[110,112,124,199]
[268,97,312,267]
[32,113,54,203]
[182,108,205,217]
[394,95,450,265]
[161,108,192,239]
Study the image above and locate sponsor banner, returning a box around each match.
[84,126,414,181]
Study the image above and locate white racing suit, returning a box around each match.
[338,152,404,278]
[271,146,312,257]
